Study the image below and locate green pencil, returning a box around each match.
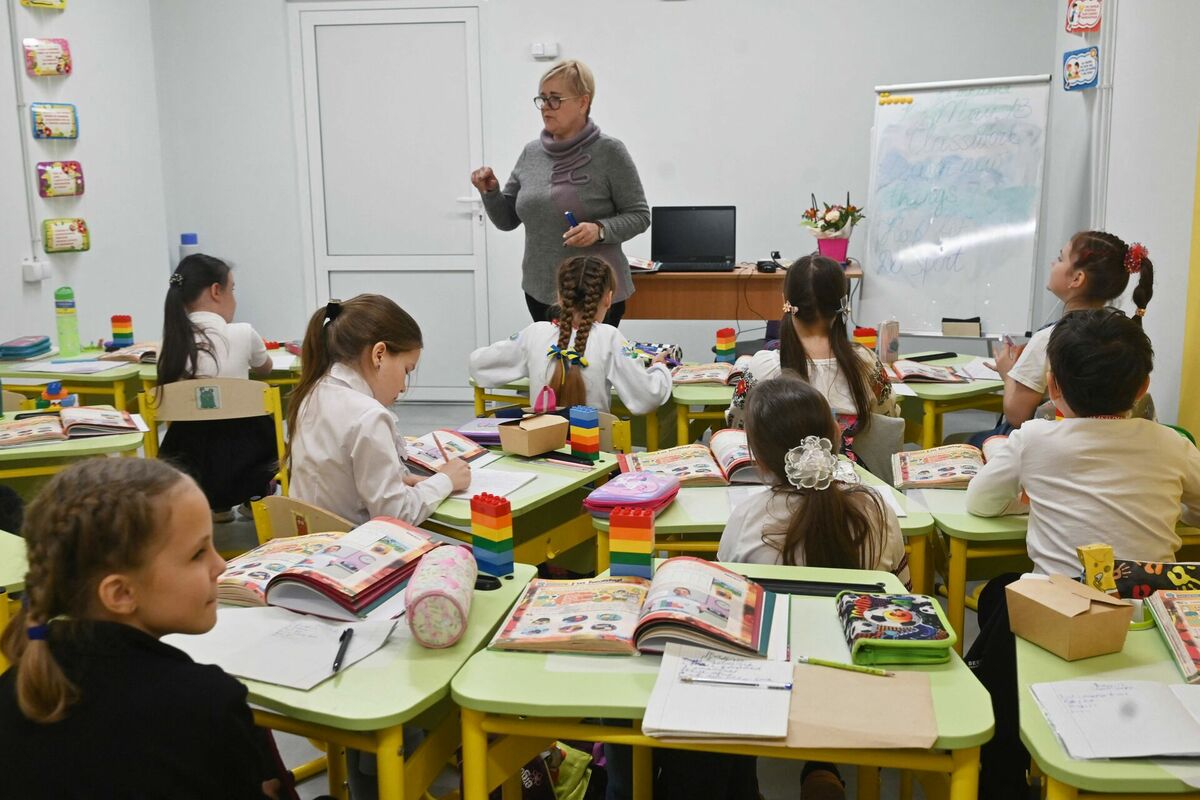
[796,655,894,678]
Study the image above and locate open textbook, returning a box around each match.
[891,444,983,489]
[618,429,757,486]
[670,356,753,386]
[0,406,143,448]
[490,557,787,658]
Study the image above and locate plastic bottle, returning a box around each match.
[179,232,200,265]
[54,286,81,357]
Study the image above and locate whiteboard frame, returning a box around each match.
[868,74,1053,338]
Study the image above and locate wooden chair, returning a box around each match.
[137,378,288,495]
[249,495,352,546]
[2,390,27,412]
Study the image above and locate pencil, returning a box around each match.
[431,431,450,464]
[796,655,894,678]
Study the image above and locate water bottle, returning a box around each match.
[55,286,81,357]
[178,232,200,265]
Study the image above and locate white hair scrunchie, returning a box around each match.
[783,435,859,491]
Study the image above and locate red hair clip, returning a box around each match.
[1125,242,1148,274]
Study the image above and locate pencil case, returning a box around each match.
[405,545,476,648]
[835,592,957,666]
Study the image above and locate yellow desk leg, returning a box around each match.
[374,726,406,800]
[947,536,968,655]
[922,399,938,449]
[462,707,490,800]
[947,748,979,800]
[327,743,349,800]
[898,769,914,800]
[907,535,929,595]
[1042,777,1078,800]
[474,386,486,418]
[677,402,691,447]
[644,411,659,452]
[113,381,128,412]
[632,744,653,800]
[857,765,881,800]
[597,527,611,574]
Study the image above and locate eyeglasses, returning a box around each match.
[533,94,581,110]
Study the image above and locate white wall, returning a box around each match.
[0,0,169,346]
[1104,2,1200,425]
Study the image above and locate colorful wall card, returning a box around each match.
[31,102,77,139]
[20,0,66,8]
[23,38,72,76]
[36,161,84,197]
[43,218,89,253]
[1063,47,1100,91]
[1065,0,1102,34]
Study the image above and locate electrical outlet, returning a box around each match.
[21,257,51,283]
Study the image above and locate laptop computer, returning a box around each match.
[651,206,736,272]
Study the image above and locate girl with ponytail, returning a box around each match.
[470,255,672,414]
[288,294,470,525]
[158,254,277,523]
[0,459,278,798]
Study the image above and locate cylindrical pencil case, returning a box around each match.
[405,545,477,648]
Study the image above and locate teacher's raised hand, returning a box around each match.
[470,166,499,193]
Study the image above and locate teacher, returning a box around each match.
[470,59,650,326]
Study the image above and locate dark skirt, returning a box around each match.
[159,416,278,510]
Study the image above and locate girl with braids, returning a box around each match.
[288,294,469,526]
[0,459,282,799]
[980,230,1155,437]
[158,254,277,523]
[725,254,898,460]
[470,255,672,414]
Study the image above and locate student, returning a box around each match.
[469,255,672,414]
[288,294,470,525]
[964,309,1200,800]
[977,231,1155,440]
[0,458,279,799]
[726,255,897,461]
[157,254,277,523]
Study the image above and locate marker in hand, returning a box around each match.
[564,211,579,228]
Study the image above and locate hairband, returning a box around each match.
[169,273,183,287]
[547,345,588,368]
[783,436,858,491]
[782,301,797,316]
[27,623,49,641]
[1125,242,1148,274]
[1135,308,1146,317]
[323,301,342,326]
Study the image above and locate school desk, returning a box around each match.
[137,356,303,397]
[246,562,535,800]
[451,562,992,800]
[423,452,617,572]
[1018,628,1200,798]
[592,465,938,593]
[0,529,27,596]
[897,352,1004,449]
[0,411,144,482]
[0,359,143,412]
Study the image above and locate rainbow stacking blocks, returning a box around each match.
[471,492,514,576]
[110,315,134,348]
[569,405,600,462]
[714,327,737,363]
[609,507,654,579]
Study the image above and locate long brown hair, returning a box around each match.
[745,372,885,569]
[287,294,423,458]
[1070,230,1155,324]
[0,458,188,723]
[548,256,614,409]
[778,254,874,432]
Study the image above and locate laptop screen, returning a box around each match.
[651,206,736,263]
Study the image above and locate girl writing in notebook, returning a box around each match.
[725,255,897,461]
[157,254,278,523]
[0,458,283,799]
[288,294,469,525]
[469,255,672,414]
[972,230,1155,443]
[718,372,908,800]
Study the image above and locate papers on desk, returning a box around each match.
[643,644,792,740]
[12,360,123,375]
[905,488,969,514]
[165,606,400,690]
[1031,680,1200,759]
[957,357,1001,382]
[889,382,918,397]
[451,468,536,499]
[268,352,298,371]
[864,484,907,518]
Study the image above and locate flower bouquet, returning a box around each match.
[801,193,865,262]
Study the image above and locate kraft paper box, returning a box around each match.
[498,414,568,457]
[1007,574,1132,661]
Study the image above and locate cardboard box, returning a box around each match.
[498,414,568,457]
[1007,574,1133,661]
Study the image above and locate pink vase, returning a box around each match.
[816,236,850,263]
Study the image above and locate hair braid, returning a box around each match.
[548,256,615,408]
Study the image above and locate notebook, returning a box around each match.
[835,592,956,665]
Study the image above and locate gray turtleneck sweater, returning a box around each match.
[480,121,650,305]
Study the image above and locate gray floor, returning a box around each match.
[265,403,996,800]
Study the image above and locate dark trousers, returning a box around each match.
[525,293,626,327]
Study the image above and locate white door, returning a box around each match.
[290,4,486,401]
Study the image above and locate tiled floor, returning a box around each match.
[268,402,996,800]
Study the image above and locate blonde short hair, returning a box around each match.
[540,60,595,107]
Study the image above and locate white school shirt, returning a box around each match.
[736,348,894,415]
[965,418,1200,576]
[717,485,910,586]
[1006,324,1054,395]
[289,362,453,526]
[468,321,672,415]
[187,311,270,378]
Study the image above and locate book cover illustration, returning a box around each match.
[837,593,951,643]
